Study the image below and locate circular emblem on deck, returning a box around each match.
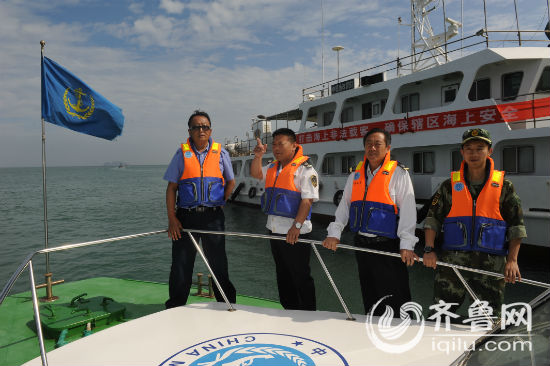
[160,333,348,366]
[184,151,193,158]
[453,182,464,192]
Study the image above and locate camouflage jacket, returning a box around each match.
[424,177,527,241]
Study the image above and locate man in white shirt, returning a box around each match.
[323,128,419,316]
[251,128,319,311]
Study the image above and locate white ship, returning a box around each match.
[226,0,550,248]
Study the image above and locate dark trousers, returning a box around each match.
[165,208,236,308]
[354,234,411,316]
[270,231,316,311]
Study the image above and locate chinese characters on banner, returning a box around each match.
[296,97,550,144]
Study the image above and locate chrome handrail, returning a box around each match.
[1,227,549,366]
[0,229,168,305]
[3,227,550,306]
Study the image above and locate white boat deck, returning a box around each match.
[24,303,485,366]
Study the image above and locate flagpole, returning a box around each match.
[40,40,50,276]
[39,40,63,302]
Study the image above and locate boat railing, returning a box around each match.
[1,228,549,366]
[302,29,550,102]
[228,120,307,157]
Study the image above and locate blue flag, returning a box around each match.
[41,57,124,140]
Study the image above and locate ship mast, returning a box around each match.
[410,0,461,72]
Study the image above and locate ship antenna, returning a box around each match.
[410,0,461,72]
[513,0,522,46]
[460,0,464,56]
[321,0,325,91]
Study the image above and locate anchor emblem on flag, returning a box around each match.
[63,87,95,119]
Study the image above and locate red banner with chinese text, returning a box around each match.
[297,97,550,144]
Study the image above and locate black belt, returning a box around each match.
[178,206,222,213]
[357,234,394,243]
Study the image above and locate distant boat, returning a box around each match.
[103,161,128,168]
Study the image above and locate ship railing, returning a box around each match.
[227,121,305,157]
[1,228,550,366]
[303,29,550,102]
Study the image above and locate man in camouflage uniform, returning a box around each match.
[422,128,526,314]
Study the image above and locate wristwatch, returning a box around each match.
[294,221,303,229]
[423,246,434,254]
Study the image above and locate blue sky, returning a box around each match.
[0,0,548,167]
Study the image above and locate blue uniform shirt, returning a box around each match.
[163,138,234,183]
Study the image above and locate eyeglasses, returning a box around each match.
[365,142,385,148]
[189,125,211,131]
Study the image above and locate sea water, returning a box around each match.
[1,166,548,314]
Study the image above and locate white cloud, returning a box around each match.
[1,0,548,167]
[160,0,185,14]
[0,1,311,166]
[129,1,144,14]
[131,15,181,48]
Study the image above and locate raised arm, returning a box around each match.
[250,138,267,180]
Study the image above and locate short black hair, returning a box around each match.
[188,110,212,128]
[363,128,391,146]
[272,128,296,143]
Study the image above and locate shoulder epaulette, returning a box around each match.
[302,158,313,168]
[397,161,408,171]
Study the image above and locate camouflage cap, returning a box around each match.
[461,128,492,146]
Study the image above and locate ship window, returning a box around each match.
[401,93,419,113]
[451,150,462,171]
[413,151,435,174]
[341,107,354,123]
[308,154,318,168]
[536,67,550,92]
[322,156,335,175]
[444,89,456,103]
[362,102,372,119]
[341,155,356,174]
[373,103,381,116]
[503,146,534,173]
[232,161,242,176]
[373,100,386,116]
[323,111,334,126]
[468,78,491,101]
[502,72,523,101]
[442,84,459,105]
[361,100,385,120]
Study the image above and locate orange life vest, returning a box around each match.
[442,157,508,255]
[261,145,311,219]
[177,138,225,208]
[349,152,399,238]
